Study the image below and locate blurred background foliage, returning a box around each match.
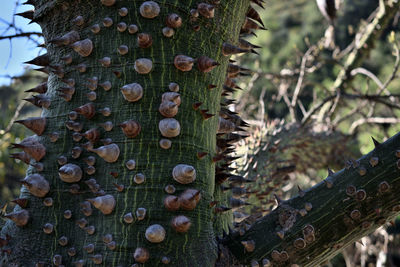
[237,0,400,154]
[0,71,45,204]
[232,1,400,265]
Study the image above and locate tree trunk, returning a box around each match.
[3,1,400,267]
[1,0,250,266]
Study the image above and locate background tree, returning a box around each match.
[1,0,400,266]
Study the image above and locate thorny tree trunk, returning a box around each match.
[2,0,400,267]
[0,0,250,266]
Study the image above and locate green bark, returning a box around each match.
[0,0,250,266]
[226,132,400,266]
[3,1,400,267]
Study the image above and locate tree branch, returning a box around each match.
[331,0,400,92]
[1,100,25,135]
[302,0,400,125]
[0,32,43,40]
[349,117,400,134]
[291,46,316,113]
[236,123,359,216]
[226,131,400,266]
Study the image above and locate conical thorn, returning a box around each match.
[371,136,381,148]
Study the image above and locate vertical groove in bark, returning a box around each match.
[1,1,250,266]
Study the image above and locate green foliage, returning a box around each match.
[238,0,400,122]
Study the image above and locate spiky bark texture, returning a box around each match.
[0,1,250,266]
[242,122,359,178]
[3,1,400,267]
[236,122,359,216]
[226,132,400,266]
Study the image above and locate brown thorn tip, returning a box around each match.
[192,102,202,110]
[214,206,231,213]
[197,152,208,159]
[212,154,224,163]
[11,198,28,208]
[113,70,121,78]
[200,110,215,120]
[209,201,218,207]
[109,172,118,178]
